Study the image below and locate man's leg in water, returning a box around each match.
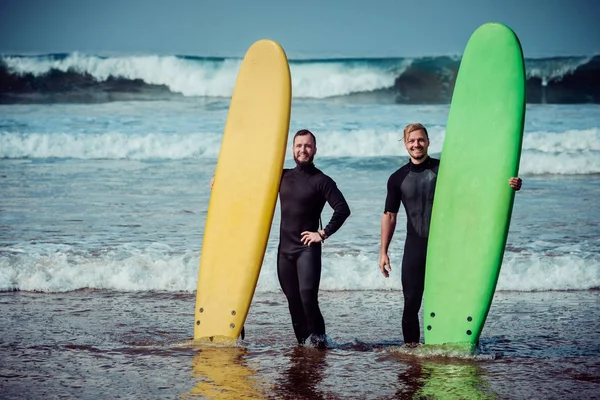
[296,246,326,347]
[401,236,427,344]
[277,251,308,344]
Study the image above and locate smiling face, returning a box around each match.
[404,128,429,163]
[293,133,317,166]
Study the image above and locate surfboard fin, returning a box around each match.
[241,326,245,340]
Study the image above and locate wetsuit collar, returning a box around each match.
[294,162,317,172]
[409,156,431,171]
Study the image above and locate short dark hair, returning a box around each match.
[293,129,316,146]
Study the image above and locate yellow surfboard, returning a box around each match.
[194,39,291,342]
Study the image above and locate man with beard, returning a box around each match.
[379,123,522,346]
[278,129,350,348]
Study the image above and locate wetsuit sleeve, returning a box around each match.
[384,173,401,213]
[318,177,351,237]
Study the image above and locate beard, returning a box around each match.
[294,152,314,166]
[410,149,427,160]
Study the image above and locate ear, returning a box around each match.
[314,145,317,156]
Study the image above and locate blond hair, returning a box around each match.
[403,123,429,141]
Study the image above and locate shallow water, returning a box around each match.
[1,290,598,399]
[1,99,599,398]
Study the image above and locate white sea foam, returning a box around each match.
[2,53,402,98]
[3,53,241,97]
[1,128,599,174]
[525,57,591,86]
[1,245,597,293]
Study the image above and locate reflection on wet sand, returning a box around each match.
[182,342,496,399]
[416,360,495,399]
[390,346,496,399]
[184,346,265,399]
[395,361,427,399]
[272,346,330,400]
[396,360,496,399]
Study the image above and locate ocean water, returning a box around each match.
[1,53,600,399]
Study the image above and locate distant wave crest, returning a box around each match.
[1,53,599,104]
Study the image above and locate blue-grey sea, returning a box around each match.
[1,53,599,399]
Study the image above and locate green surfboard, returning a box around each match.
[423,23,525,346]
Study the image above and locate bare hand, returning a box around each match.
[301,231,323,246]
[509,177,522,191]
[379,253,391,278]
[210,178,215,190]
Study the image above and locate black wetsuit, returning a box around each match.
[278,163,350,344]
[384,156,439,344]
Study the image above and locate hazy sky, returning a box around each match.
[1,0,598,58]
